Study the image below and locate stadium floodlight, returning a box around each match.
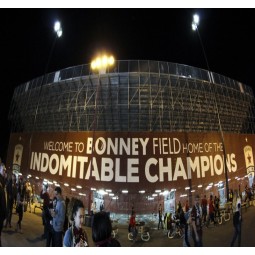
[191,13,229,202]
[193,14,199,25]
[54,21,62,38]
[91,55,115,74]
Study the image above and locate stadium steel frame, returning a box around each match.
[9,60,255,134]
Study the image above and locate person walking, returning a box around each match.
[90,201,97,227]
[191,194,203,246]
[214,195,220,218]
[45,198,55,247]
[201,194,207,224]
[63,198,89,247]
[183,209,192,247]
[5,173,16,228]
[40,183,50,239]
[206,195,216,227]
[158,203,163,230]
[129,211,137,242]
[15,182,25,233]
[230,192,242,247]
[25,181,32,213]
[100,201,104,212]
[51,186,66,247]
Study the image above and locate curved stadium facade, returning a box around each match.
[9,60,255,133]
[7,60,255,214]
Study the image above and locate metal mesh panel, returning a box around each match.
[9,60,255,134]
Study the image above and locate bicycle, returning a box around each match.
[128,221,150,242]
[111,219,119,238]
[214,213,223,225]
[220,209,231,222]
[168,219,184,239]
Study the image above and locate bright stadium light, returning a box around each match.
[193,14,199,26]
[91,55,115,74]
[54,21,62,38]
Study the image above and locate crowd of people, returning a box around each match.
[0,157,252,247]
[0,163,35,246]
[153,191,244,247]
[39,186,120,247]
[0,160,120,247]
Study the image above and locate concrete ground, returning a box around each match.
[2,204,255,247]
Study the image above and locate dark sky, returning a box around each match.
[0,8,255,162]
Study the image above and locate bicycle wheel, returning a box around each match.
[113,226,118,237]
[141,232,150,241]
[224,213,230,222]
[128,232,134,241]
[168,229,175,239]
[217,216,222,225]
[179,229,184,238]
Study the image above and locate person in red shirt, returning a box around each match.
[129,212,137,241]
[185,200,189,212]
[206,195,216,227]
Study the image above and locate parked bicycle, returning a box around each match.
[219,208,231,223]
[111,219,119,238]
[128,221,150,241]
[168,218,184,239]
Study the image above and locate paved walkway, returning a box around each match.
[2,205,255,247]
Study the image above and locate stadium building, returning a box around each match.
[6,60,255,215]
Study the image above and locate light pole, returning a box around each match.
[28,21,63,176]
[192,14,230,202]
[33,21,62,129]
[33,20,62,130]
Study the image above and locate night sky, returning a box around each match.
[1,8,255,162]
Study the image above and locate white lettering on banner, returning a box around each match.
[145,158,158,183]
[173,158,187,180]
[40,153,49,172]
[213,155,223,176]
[44,141,73,152]
[33,152,41,170]
[230,153,237,172]
[201,156,210,177]
[115,158,127,182]
[90,158,100,180]
[182,143,204,154]
[159,158,172,181]
[87,138,93,154]
[81,137,149,155]
[59,155,72,177]
[30,152,34,169]
[187,157,200,179]
[101,158,114,181]
[49,154,59,175]
[152,138,181,155]
[127,159,139,182]
[30,151,238,184]
[77,156,87,179]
